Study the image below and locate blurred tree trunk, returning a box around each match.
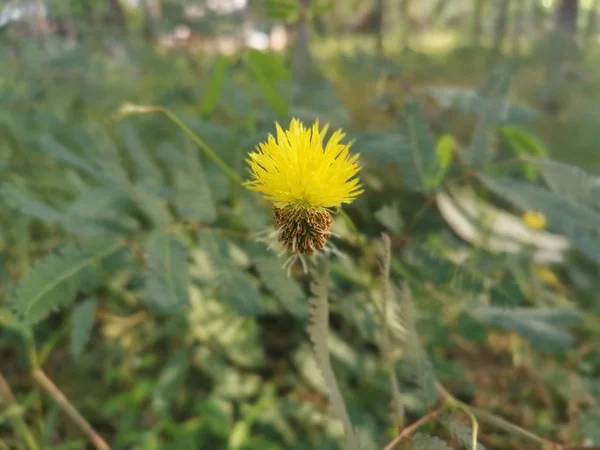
[375,0,384,56]
[512,0,527,54]
[531,0,547,36]
[492,0,511,54]
[293,0,313,78]
[553,0,579,35]
[584,0,599,42]
[399,0,413,49]
[142,0,161,39]
[107,0,126,29]
[471,0,486,44]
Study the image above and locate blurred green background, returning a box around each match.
[2,0,600,449]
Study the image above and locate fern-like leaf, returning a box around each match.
[38,134,101,178]
[70,297,97,358]
[534,157,600,207]
[307,261,361,450]
[468,62,516,167]
[469,305,581,352]
[398,100,439,192]
[116,122,163,184]
[378,234,405,424]
[254,256,307,318]
[219,269,264,316]
[157,140,216,223]
[2,184,64,223]
[14,239,124,326]
[412,432,454,450]
[393,284,438,407]
[442,415,487,450]
[143,231,190,312]
[196,230,264,316]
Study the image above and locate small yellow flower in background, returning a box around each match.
[245,118,363,258]
[534,265,565,293]
[522,210,546,230]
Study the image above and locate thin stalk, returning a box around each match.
[0,372,40,450]
[32,369,110,450]
[382,405,447,450]
[113,104,244,186]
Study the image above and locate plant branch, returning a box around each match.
[382,405,447,450]
[32,369,110,450]
[436,383,600,450]
[0,372,39,450]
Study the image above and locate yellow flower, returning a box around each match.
[534,265,564,292]
[244,118,363,256]
[245,118,362,208]
[522,210,546,230]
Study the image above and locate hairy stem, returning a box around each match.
[32,369,110,450]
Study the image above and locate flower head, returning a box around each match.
[244,118,362,258]
[245,118,362,208]
[522,210,546,230]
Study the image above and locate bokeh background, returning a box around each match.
[2,0,600,449]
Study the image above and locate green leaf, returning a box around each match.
[374,202,404,232]
[266,0,299,20]
[245,49,289,116]
[498,126,548,180]
[37,134,101,178]
[469,306,581,352]
[196,230,265,316]
[64,186,138,236]
[468,62,516,167]
[311,0,334,15]
[394,284,438,407]
[157,141,216,224]
[412,433,453,450]
[143,231,190,312]
[128,183,174,227]
[254,257,307,317]
[152,350,190,414]
[116,122,163,184]
[420,87,536,124]
[70,298,97,358]
[219,270,264,316]
[291,78,351,127]
[431,134,455,186]
[442,415,486,450]
[200,56,231,116]
[398,100,440,191]
[580,410,600,444]
[13,239,124,326]
[2,184,64,223]
[534,158,600,207]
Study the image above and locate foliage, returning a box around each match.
[2,3,600,450]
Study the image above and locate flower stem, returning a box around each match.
[112,103,244,186]
[32,369,110,450]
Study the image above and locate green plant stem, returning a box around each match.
[435,383,600,450]
[0,372,40,450]
[32,369,110,450]
[114,104,244,186]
